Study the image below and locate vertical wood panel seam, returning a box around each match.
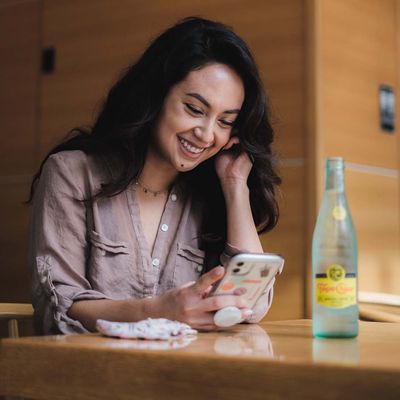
[305,0,320,318]
[396,0,400,245]
[300,0,308,320]
[35,0,44,170]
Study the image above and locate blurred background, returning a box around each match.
[0,0,399,333]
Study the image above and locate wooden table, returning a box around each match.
[1,320,399,399]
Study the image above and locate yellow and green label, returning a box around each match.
[315,264,356,308]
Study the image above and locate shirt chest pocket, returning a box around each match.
[87,230,138,294]
[89,230,130,256]
[174,243,205,287]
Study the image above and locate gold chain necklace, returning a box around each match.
[135,180,169,197]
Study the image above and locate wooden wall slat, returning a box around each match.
[308,0,400,312]
[0,181,32,303]
[0,0,40,175]
[0,1,40,305]
[347,171,400,294]
[321,0,398,168]
[262,165,306,319]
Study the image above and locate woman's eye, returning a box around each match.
[185,103,203,115]
[220,119,235,127]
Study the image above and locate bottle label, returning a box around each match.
[315,264,356,308]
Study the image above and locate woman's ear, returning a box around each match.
[222,136,240,150]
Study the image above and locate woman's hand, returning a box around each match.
[152,266,253,331]
[244,280,275,324]
[215,136,253,193]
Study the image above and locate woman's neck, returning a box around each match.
[139,152,178,192]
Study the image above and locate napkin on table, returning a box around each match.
[96,318,197,340]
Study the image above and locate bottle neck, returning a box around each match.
[325,159,345,192]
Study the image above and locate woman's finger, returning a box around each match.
[201,285,214,298]
[241,308,254,322]
[192,266,224,295]
[222,136,240,150]
[188,312,216,326]
[235,151,253,170]
[249,286,273,323]
[196,324,219,332]
[201,294,249,311]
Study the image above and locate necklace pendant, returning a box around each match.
[135,179,169,197]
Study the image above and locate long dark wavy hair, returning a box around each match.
[28,16,281,270]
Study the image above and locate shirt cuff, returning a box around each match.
[35,256,111,334]
[55,287,112,334]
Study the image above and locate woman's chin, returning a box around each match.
[173,157,200,172]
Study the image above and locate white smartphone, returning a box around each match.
[210,253,284,308]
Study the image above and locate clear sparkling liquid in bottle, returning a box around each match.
[312,157,358,338]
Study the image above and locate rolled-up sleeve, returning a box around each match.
[29,153,110,334]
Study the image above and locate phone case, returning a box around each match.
[212,253,284,308]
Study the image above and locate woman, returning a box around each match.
[28,17,281,334]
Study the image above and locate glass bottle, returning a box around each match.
[312,157,358,338]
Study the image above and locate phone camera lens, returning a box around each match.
[237,262,244,267]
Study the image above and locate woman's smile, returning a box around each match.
[178,136,207,158]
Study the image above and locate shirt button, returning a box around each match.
[196,265,203,273]
[161,224,169,232]
[152,258,160,267]
[171,193,177,202]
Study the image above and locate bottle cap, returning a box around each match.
[326,157,345,169]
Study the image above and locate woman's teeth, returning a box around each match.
[179,138,204,154]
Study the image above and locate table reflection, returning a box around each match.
[103,336,197,350]
[213,324,274,357]
[33,321,361,365]
[312,337,360,365]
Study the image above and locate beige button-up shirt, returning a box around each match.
[29,150,273,334]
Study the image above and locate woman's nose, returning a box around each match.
[193,124,214,145]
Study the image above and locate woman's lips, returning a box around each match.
[177,136,205,159]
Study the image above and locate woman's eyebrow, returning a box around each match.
[186,92,240,114]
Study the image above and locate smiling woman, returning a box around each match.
[26,17,281,335]
[151,63,244,173]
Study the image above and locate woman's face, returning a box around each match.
[150,63,245,172]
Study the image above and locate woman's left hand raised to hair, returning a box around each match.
[216,135,264,254]
[215,136,253,193]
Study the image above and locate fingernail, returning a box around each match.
[242,309,254,320]
[215,266,225,276]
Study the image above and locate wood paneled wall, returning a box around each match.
[0,0,41,303]
[1,0,399,326]
[1,0,306,320]
[307,0,400,313]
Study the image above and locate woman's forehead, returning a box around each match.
[173,63,245,110]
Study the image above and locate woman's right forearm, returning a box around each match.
[67,297,160,332]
